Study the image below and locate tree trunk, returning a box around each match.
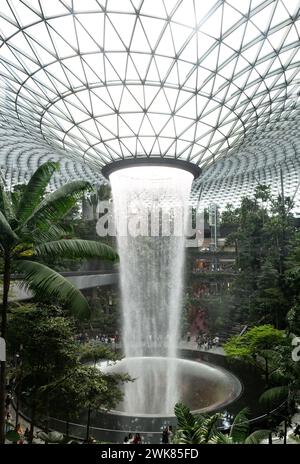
[45,395,49,434]
[15,355,24,428]
[86,405,91,441]
[267,400,272,445]
[15,381,20,428]
[265,357,269,387]
[28,404,36,444]
[66,420,70,438]
[283,419,287,445]
[0,253,11,444]
[0,361,5,445]
[268,431,273,444]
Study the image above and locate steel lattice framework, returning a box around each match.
[195,108,300,213]
[0,0,300,205]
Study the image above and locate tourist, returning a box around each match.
[5,393,12,412]
[15,423,24,435]
[4,413,13,434]
[197,334,203,349]
[15,423,24,444]
[162,426,169,444]
[168,425,173,442]
[83,436,96,444]
[133,433,141,444]
[214,335,220,347]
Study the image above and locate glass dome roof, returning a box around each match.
[0,0,299,172]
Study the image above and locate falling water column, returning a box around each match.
[109,166,193,415]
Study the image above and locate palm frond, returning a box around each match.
[16,260,90,319]
[173,404,220,444]
[26,180,92,229]
[244,429,270,444]
[173,427,203,444]
[35,239,118,262]
[16,161,59,225]
[229,407,250,442]
[209,432,233,444]
[199,414,220,443]
[173,403,202,443]
[269,370,287,385]
[174,403,196,429]
[0,210,18,242]
[259,386,289,405]
[25,224,69,244]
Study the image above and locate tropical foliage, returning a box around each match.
[6,304,128,443]
[0,161,118,443]
[172,403,269,444]
[220,185,295,327]
[224,325,286,386]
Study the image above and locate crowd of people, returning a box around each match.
[122,425,174,445]
[196,332,220,350]
[123,433,142,444]
[76,332,119,345]
[184,331,220,350]
[76,329,222,353]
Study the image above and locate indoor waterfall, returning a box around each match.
[109,166,193,415]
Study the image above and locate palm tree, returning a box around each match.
[172,403,270,444]
[258,340,300,444]
[259,386,291,444]
[0,161,118,444]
